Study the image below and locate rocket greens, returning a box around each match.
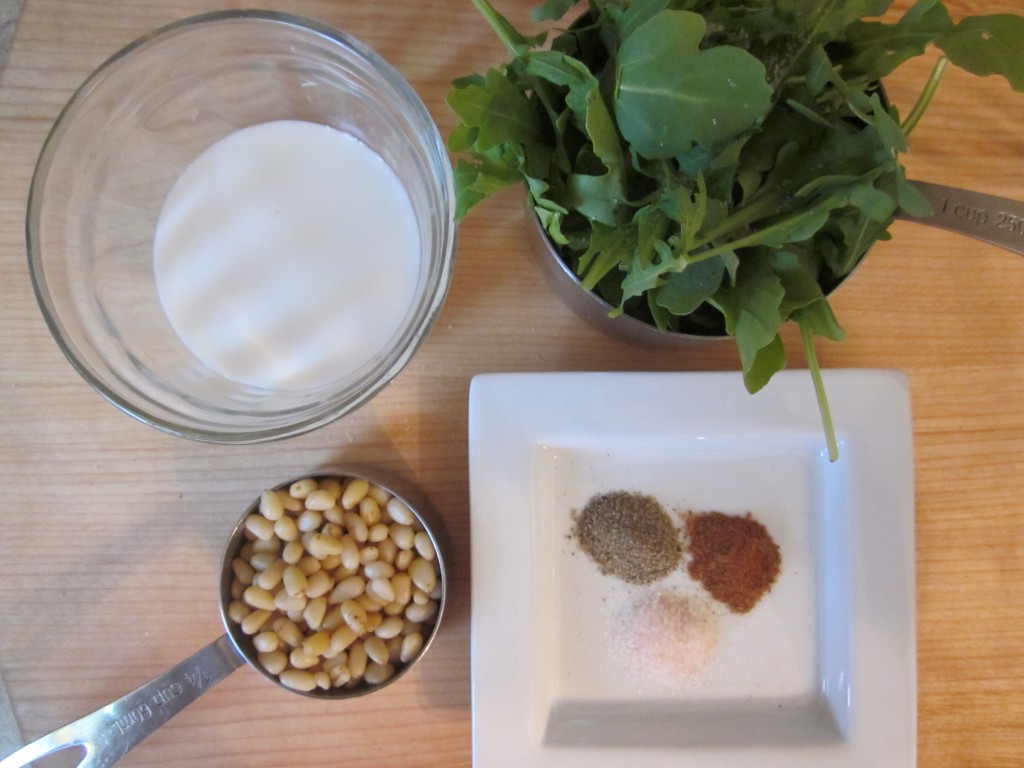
[447,0,1024,460]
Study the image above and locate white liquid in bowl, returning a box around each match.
[153,120,421,391]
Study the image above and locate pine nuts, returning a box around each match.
[375,616,404,640]
[259,490,285,521]
[244,514,275,542]
[329,575,366,604]
[228,475,442,694]
[408,558,437,594]
[289,478,317,499]
[399,632,423,663]
[227,600,250,624]
[304,489,337,512]
[253,631,279,653]
[243,586,276,612]
[279,669,317,692]
[282,565,308,597]
[258,650,288,676]
[386,497,415,525]
[413,531,436,561]
[240,609,271,635]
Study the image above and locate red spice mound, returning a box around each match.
[684,511,781,614]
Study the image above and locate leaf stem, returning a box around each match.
[901,56,949,137]
[470,0,528,56]
[469,0,570,173]
[693,188,789,248]
[799,318,839,462]
[686,205,823,265]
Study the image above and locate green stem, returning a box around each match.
[470,0,528,56]
[692,188,789,249]
[469,0,568,171]
[799,318,839,462]
[901,56,949,137]
[686,205,823,265]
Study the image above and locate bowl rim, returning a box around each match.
[26,9,458,444]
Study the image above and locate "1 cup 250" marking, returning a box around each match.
[939,197,1024,236]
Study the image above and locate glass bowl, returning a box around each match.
[27,10,457,443]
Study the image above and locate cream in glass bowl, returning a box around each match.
[27,10,457,442]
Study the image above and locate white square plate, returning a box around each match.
[468,370,915,768]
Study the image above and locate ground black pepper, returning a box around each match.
[684,511,781,614]
[573,491,681,585]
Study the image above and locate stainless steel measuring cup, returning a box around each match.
[0,469,448,768]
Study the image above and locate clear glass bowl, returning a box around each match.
[27,10,457,443]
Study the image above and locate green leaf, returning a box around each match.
[842,0,953,82]
[868,93,909,153]
[569,172,629,225]
[655,257,726,316]
[896,174,933,218]
[742,333,787,394]
[536,206,569,246]
[747,122,892,217]
[937,15,1024,92]
[526,51,594,115]
[453,157,523,219]
[847,179,899,222]
[711,255,786,376]
[446,69,546,151]
[830,213,890,275]
[770,249,824,314]
[585,86,626,177]
[577,222,635,291]
[676,173,709,252]
[447,122,476,154]
[636,205,671,267]
[793,299,845,342]
[606,0,670,42]
[531,0,578,23]
[796,171,897,223]
[794,0,897,39]
[525,50,626,176]
[620,239,676,305]
[615,10,773,159]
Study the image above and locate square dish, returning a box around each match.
[468,370,915,768]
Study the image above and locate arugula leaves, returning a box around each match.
[448,0,1024,460]
[616,11,774,158]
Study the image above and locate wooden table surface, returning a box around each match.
[1,1,1022,766]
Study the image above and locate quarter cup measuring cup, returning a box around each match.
[0,470,447,768]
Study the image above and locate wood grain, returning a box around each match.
[1,1,1022,766]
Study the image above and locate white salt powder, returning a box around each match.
[612,590,719,682]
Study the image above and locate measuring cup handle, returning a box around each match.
[0,634,244,768]
[903,181,1024,256]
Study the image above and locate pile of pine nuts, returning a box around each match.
[225,475,443,694]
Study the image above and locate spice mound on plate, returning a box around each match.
[573,491,681,585]
[614,590,719,681]
[685,511,781,614]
